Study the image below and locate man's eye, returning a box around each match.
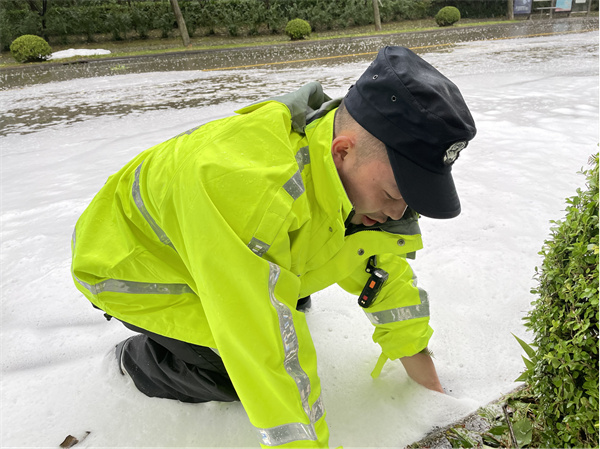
[386,191,403,201]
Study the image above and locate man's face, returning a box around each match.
[333,141,408,226]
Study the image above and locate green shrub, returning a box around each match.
[131,6,151,39]
[402,0,432,20]
[154,5,175,39]
[380,0,431,21]
[428,0,507,18]
[77,6,102,43]
[105,5,132,41]
[45,7,74,44]
[265,6,286,33]
[285,18,311,40]
[245,0,267,33]
[0,9,42,50]
[435,6,460,26]
[0,8,15,51]
[181,2,204,37]
[517,154,599,447]
[227,24,239,37]
[17,9,43,37]
[9,34,52,63]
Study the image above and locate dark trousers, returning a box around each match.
[118,321,239,403]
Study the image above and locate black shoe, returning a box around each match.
[296,296,312,312]
[115,336,136,376]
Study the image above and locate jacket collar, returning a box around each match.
[304,108,354,223]
[344,208,421,236]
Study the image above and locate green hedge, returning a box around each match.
[1,9,41,50]
[0,0,521,50]
[517,154,599,447]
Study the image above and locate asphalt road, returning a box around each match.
[0,16,597,90]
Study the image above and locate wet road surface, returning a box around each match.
[0,17,597,138]
[0,17,597,90]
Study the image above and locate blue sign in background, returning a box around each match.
[556,0,573,10]
[514,0,533,14]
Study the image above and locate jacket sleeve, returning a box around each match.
[158,150,329,448]
[338,253,433,360]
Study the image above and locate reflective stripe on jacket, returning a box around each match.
[71,82,433,448]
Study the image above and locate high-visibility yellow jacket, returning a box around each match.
[71,82,433,448]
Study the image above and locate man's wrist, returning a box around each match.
[400,349,444,393]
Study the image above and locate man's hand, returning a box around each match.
[399,349,444,393]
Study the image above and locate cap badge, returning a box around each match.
[443,141,467,166]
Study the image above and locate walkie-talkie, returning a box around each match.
[358,256,388,308]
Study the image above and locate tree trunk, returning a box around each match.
[41,0,47,37]
[169,0,191,47]
[508,0,514,19]
[373,0,381,31]
[372,0,382,31]
[25,0,48,37]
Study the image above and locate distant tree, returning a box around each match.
[25,0,48,38]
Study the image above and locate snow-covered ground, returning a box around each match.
[1,31,598,448]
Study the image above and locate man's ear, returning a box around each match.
[331,135,353,170]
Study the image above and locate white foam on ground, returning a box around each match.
[49,48,111,60]
[1,31,598,447]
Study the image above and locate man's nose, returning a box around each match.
[386,202,408,221]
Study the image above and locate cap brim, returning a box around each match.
[386,146,461,219]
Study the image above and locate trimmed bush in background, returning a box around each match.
[285,18,311,40]
[435,6,460,26]
[516,154,599,447]
[9,34,52,63]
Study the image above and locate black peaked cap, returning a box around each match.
[344,46,477,219]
